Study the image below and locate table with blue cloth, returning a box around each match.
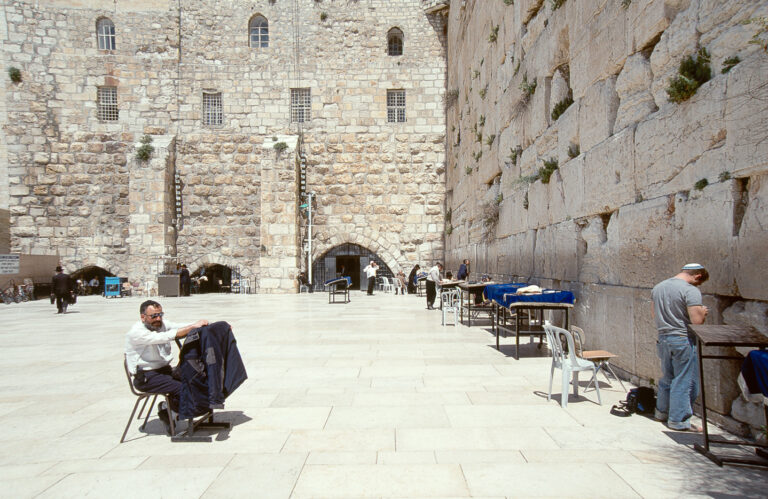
[415,272,428,297]
[457,281,498,327]
[325,276,351,304]
[489,285,575,359]
[687,324,768,468]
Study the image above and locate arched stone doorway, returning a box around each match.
[311,243,393,291]
[71,265,114,295]
[191,263,234,293]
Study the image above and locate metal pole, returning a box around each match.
[307,192,313,289]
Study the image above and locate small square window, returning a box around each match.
[97,86,118,122]
[291,88,311,123]
[203,92,223,126]
[387,90,406,123]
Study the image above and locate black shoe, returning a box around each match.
[157,403,171,436]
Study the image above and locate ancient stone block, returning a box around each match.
[578,76,619,151]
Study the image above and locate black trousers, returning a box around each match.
[426,280,437,307]
[54,293,68,313]
[367,276,375,295]
[134,365,182,412]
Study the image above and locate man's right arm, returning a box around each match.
[688,305,708,325]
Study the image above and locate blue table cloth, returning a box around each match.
[325,276,351,287]
[741,350,768,398]
[484,283,528,304]
[495,289,575,308]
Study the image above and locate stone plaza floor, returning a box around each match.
[1,291,766,498]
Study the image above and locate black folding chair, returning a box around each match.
[121,356,175,442]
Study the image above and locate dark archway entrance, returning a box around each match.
[312,244,393,291]
[72,265,114,295]
[191,264,233,293]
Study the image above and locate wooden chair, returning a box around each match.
[570,325,627,392]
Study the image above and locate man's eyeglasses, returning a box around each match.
[146,312,164,319]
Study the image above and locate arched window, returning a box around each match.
[249,15,269,48]
[96,18,116,51]
[387,28,403,56]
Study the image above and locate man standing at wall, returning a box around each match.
[426,262,443,310]
[364,261,378,296]
[457,259,469,281]
[651,263,709,431]
[51,265,74,314]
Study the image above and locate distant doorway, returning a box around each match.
[192,263,232,293]
[312,243,393,291]
[335,255,360,289]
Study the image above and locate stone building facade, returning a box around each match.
[444,0,768,437]
[0,0,447,292]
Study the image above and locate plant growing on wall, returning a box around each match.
[666,47,712,103]
[445,208,452,224]
[551,95,574,121]
[503,0,514,6]
[482,199,500,236]
[479,85,488,99]
[475,131,483,143]
[718,171,732,182]
[513,60,521,77]
[539,158,559,183]
[473,150,483,161]
[445,88,459,107]
[509,145,523,164]
[486,134,496,146]
[523,191,529,209]
[8,67,22,83]
[519,73,537,101]
[320,12,328,21]
[472,69,480,79]
[621,0,632,8]
[478,115,486,127]
[136,135,154,162]
[567,143,580,158]
[446,225,453,235]
[551,0,566,10]
[489,25,499,43]
[465,166,473,175]
[744,16,768,52]
[694,178,708,190]
[273,141,288,153]
[721,56,740,74]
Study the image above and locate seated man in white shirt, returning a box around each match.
[125,300,209,433]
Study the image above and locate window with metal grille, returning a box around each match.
[249,15,269,48]
[97,86,118,122]
[388,28,403,56]
[387,89,406,123]
[97,18,116,50]
[291,88,311,123]
[202,92,223,126]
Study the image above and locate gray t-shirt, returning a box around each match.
[651,277,703,337]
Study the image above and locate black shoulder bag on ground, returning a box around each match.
[611,387,657,417]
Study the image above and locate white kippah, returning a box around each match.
[682,263,705,270]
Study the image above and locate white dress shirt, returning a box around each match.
[364,264,377,278]
[125,319,185,374]
[427,265,441,283]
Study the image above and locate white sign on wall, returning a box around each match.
[0,255,20,275]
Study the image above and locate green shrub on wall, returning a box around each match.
[666,48,711,103]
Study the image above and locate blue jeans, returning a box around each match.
[655,335,699,429]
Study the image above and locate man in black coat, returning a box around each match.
[179,264,191,296]
[51,265,74,314]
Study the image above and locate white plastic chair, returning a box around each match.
[381,277,394,293]
[543,324,601,408]
[441,289,460,326]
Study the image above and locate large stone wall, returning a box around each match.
[444,0,768,436]
[1,0,446,291]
